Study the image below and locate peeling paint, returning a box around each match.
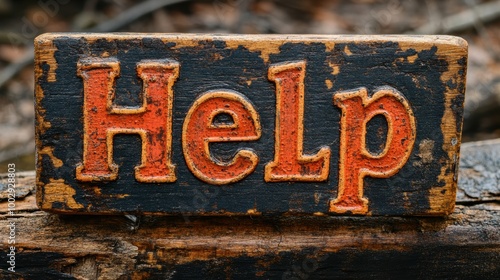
[325,79,333,89]
[344,45,352,56]
[407,54,418,63]
[246,208,261,215]
[413,139,435,167]
[330,64,340,75]
[430,43,467,214]
[225,40,284,63]
[324,42,336,53]
[394,38,467,214]
[314,192,321,205]
[42,179,83,210]
[34,37,53,135]
[35,35,55,208]
[35,37,58,82]
[39,146,63,168]
[163,37,200,49]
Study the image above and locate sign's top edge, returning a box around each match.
[34,32,468,49]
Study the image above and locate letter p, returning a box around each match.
[330,87,416,214]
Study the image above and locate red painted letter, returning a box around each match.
[182,90,261,185]
[76,58,179,183]
[330,87,416,214]
[265,61,331,182]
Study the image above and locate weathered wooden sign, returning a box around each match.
[35,33,467,215]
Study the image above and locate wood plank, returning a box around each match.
[0,139,500,279]
[1,139,499,279]
[35,33,468,215]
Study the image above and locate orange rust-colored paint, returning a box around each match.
[76,58,179,183]
[265,61,331,182]
[329,87,416,214]
[182,90,261,185]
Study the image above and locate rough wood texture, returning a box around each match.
[1,139,498,279]
[35,34,467,216]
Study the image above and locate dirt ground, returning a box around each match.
[0,0,499,172]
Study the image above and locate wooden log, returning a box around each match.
[35,33,468,216]
[0,139,498,279]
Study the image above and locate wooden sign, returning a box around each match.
[35,33,467,216]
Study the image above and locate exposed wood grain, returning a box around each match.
[0,139,498,279]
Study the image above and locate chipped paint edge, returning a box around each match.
[41,179,84,210]
[35,33,467,64]
[398,41,468,215]
[432,43,467,215]
[34,36,54,209]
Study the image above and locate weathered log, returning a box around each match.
[0,139,499,279]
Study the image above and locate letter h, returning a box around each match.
[76,58,179,183]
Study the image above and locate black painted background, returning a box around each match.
[37,36,465,215]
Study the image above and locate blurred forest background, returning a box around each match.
[0,0,499,173]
